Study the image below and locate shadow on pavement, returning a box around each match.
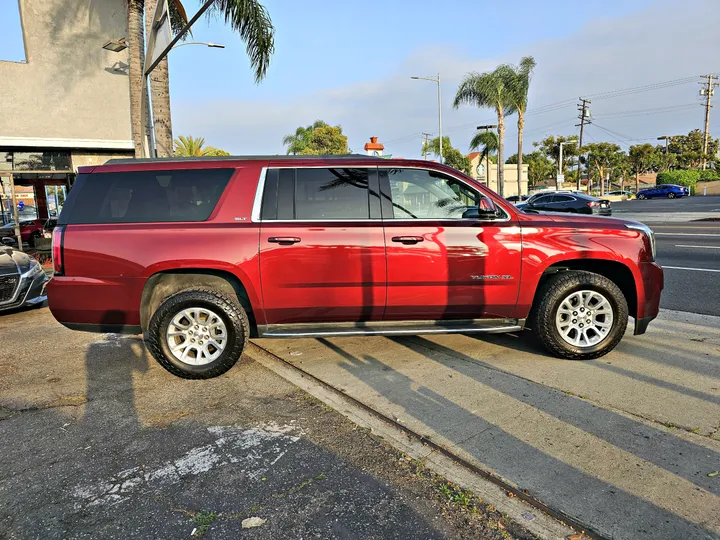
[324,337,718,540]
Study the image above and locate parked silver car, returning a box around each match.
[0,246,49,313]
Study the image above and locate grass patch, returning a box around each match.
[193,512,219,536]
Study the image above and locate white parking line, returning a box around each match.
[663,266,720,273]
[675,245,720,249]
[655,233,720,237]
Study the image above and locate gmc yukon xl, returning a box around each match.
[48,156,663,379]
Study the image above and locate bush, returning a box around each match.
[656,170,700,195]
[699,169,720,182]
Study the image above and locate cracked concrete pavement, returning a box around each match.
[255,309,720,540]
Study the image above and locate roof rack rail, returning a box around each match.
[105,154,379,165]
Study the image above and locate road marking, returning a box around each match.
[663,265,720,273]
[655,232,720,237]
[652,225,720,229]
[675,244,720,249]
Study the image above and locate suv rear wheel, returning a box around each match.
[147,287,249,379]
[530,271,628,360]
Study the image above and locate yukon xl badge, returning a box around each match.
[471,275,513,280]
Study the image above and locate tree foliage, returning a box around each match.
[506,152,554,187]
[469,131,498,160]
[283,120,329,154]
[295,124,350,155]
[628,143,657,191]
[506,56,536,196]
[173,135,229,157]
[666,129,719,169]
[453,64,517,196]
[581,142,625,192]
[533,135,579,175]
[422,136,471,175]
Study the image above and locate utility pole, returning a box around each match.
[422,132,432,160]
[575,98,591,191]
[699,74,718,170]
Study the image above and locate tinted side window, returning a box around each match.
[294,168,370,220]
[61,169,233,224]
[384,168,481,219]
[532,195,553,205]
[553,195,574,202]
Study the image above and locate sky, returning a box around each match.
[1,0,719,158]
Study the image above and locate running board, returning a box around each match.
[258,318,525,338]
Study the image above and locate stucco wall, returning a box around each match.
[0,0,131,143]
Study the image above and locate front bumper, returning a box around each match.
[633,261,664,335]
[0,269,49,313]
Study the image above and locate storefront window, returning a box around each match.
[0,152,12,171]
[12,151,71,171]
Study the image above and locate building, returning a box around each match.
[363,136,385,157]
[0,0,133,223]
[467,152,528,197]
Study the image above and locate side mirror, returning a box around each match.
[462,197,498,219]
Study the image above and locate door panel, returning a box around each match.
[379,168,521,320]
[259,166,386,325]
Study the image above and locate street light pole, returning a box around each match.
[171,41,225,49]
[657,135,670,154]
[412,74,443,164]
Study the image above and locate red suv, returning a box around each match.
[48,156,663,379]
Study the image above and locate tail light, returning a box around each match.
[587,201,599,207]
[52,225,65,275]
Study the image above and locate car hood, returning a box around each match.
[0,247,32,275]
[517,210,633,228]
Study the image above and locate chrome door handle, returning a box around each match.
[268,237,301,245]
[391,236,424,245]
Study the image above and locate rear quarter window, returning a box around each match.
[59,169,233,224]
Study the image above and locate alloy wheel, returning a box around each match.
[555,290,614,348]
[166,307,228,365]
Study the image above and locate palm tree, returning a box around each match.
[127,0,150,157]
[132,0,275,158]
[283,121,328,154]
[453,65,516,197]
[173,135,210,156]
[507,57,536,197]
[469,130,498,184]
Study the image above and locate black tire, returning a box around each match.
[637,193,646,199]
[667,192,675,199]
[529,270,628,360]
[29,232,40,248]
[146,287,249,379]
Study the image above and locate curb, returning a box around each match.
[245,342,580,540]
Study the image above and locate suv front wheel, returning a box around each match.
[530,271,628,360]
[147,288,249,379]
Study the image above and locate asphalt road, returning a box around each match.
[614,194,720,214]
[650,221,720,317]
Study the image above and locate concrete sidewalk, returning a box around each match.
[257,310,720,540]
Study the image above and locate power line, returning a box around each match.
[592,103,699,118]
[384,74,710,152]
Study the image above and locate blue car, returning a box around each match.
[636,184,689,199]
